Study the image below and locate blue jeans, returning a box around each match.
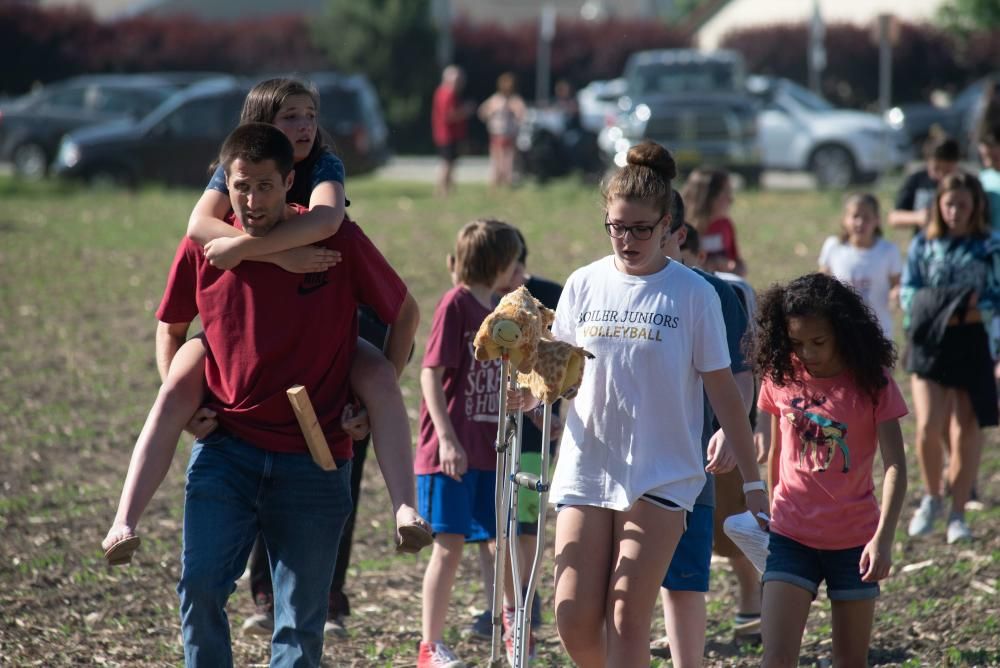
[177,430,352,667]
[763,532,879,601]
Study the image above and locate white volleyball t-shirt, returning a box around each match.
[549,256,730,511]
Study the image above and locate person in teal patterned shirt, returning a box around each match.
[901,171,1000,545]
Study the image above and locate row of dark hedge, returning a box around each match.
[2,3,997,151]
[721,21,1000,110]
[0,5,327,95]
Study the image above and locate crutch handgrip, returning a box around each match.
[513,472,547,492]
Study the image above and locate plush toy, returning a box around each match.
[517,339,593,405]
[474,285,593,404]
[474,286,554,373]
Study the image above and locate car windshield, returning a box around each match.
[781,81,834,112]
[318,88,363,125]
[628,62,740,96]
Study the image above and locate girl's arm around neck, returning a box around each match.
[186,189,240,245]
[187,181,346,267]
[860,419,906,582]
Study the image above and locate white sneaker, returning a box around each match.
[240,611,273,636]
[946,516,972,544]
[324,615,347,638]
[907,496,942,537]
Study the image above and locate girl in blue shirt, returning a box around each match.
[901,171,999,545]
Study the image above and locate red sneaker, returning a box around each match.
[416,641,465,668]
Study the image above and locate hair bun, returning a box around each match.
[626,140,677,181]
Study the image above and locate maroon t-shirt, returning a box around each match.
[415,286,501,474]
[157,210,407,460]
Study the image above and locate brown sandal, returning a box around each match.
[104,535,141,566]
[396,522,434,554]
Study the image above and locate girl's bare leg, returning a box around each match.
[349,340,424,539]
[103,336,207,551]
[830,598,876,668]
[911,376,951,497]
[554,506,614,667]
[760,581,812,668]
[947,389,982,515]
[606,500,685,666]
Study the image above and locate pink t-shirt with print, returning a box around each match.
[758,368,907,550]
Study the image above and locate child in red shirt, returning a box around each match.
[682,167,747,276]
[747,272,908,667]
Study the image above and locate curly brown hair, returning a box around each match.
[747,273,896,400]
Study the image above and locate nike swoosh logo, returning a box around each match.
[297,282,328,296]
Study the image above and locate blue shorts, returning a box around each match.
[417,470,496,542]
[763,532,879,601]
[662,503,713,592]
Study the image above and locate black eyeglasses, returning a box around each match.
[603,213,665,241]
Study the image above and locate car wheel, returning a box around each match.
[12,142,48,179]
[810,145,855,189]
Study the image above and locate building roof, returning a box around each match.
[697,0,945,49]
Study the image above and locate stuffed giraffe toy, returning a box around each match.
[474,286,549,373]
[473,285,592,405]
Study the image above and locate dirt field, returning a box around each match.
[1,177,998,667]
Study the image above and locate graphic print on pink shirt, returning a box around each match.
[784,395,850,473]
[758,370,907,550]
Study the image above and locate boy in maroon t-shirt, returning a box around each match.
[415,220,523,668]
[157,123,427,667]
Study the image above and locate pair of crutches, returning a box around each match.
[489,353,555,668]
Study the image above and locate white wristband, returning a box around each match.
[742,480,766,494]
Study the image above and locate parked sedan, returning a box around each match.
[54,77,245,187]
[0,74,178,178]
[748,76,906,188]
[54,73,390,187]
